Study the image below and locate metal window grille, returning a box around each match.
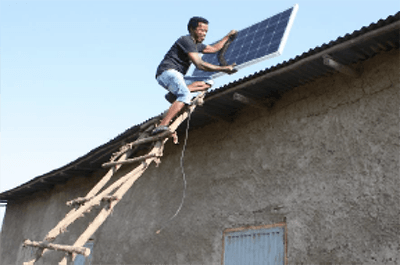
[223,224,286,265]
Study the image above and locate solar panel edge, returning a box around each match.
[278,3,299,55]
[207,50,282,79]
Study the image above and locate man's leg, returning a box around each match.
[153,70,193,133]
[153,71,213,134]
[158,101,185,127]
[187,81,212,92]
[165,81,211,104]
[158,81,210,128]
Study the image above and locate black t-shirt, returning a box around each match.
[156,35,207,78]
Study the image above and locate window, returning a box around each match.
[223,224,286,265]
[74,240,94,265]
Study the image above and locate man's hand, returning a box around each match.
[203,30,238,54]
[189,52,238,75]
[222,63,237,75]
[228,30,238,38]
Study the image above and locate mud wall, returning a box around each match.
[1,49,399,265]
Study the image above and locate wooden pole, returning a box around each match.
[323,55,360,77]
[23,148,136,265]
[59,93,206,264]
[43,132,154,242]
[59,140,165,264]
[233,92,266,109]
[45,163,147,241]
[25,92,207,265]
[23,239,90,257]
[128,130,172,147]
[102,153,157,168]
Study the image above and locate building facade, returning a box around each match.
[1,12,399,265]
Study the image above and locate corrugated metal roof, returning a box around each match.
[1,11,399,203]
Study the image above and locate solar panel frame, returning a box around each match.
[190,4,299,79]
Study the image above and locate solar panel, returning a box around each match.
[191,4,298,78]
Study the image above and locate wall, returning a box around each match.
[1,49,399,264]
[0,170,107,264]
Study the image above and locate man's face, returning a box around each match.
[192,22,208,43]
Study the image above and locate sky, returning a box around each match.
[0,0,399,229]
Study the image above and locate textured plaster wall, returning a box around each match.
[1,49,399,265]
[0,170,107,264]
[96,49,399,264]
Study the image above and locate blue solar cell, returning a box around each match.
[269,17,280,26]
[234,38,246,48]
[245,50,258,62]
[281,8,292,17]
[268,41,280,53]
[236,55,246,65]
[248,24,259,33]
[249,41,260,52]
[236,28,249,39]
[253,31,265,40]
[258,18,270,28]
[263,32,274,43]
[255,46,268,58]
[192,4,298,78]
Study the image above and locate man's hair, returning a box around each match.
[187,16,209,33]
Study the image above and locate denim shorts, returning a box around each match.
[157,69,213,104]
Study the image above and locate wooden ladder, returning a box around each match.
[23,92,206,265]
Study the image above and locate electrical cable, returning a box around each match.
[156,108,193,234]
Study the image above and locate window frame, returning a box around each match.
[222,223,287,265]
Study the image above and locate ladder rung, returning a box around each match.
[102,153,157,168]
[66,196,93,207]
[102,195,118,202]
[129,130,172,147]
[23,239,91,257]
[66,195,119,207]
[139,117,159,131]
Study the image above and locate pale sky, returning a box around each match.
[1,0,399,228]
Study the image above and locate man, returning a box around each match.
[152,16,237,135]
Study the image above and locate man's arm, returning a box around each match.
[188,29,238,74]
[188,52,237,74]
[202,30,237,54]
